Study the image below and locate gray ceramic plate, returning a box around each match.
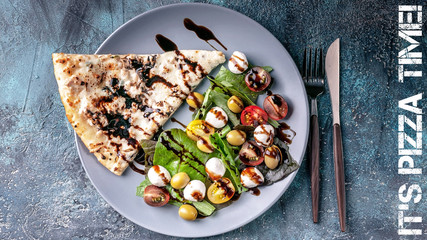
[75,3,309,238]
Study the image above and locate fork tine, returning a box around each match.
[303,48,307,80]
[308,48,312,80]
[319,48,324,77]
[314,48,318,79]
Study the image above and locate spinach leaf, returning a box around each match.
[153,129,209,181]
[257,139,300,185]
[209,90,240,126]
[214,66,272,102]
[208,75,256,107]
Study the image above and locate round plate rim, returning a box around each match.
[74,2,309,238]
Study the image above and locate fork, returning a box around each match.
[302,48,325,223]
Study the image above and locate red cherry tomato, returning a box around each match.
[144,185,170,207]
[240,106,268,127]
[245,67,271,92]
[263,94,288,120]
[239,141,264,166]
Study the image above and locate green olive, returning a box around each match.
[227,96,244,113]
[186,92,204,109]
[170,172,190,189]
[264,145,282,169]
[178,204,198,221]
[226,130,246,146]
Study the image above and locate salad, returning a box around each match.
[136,51,299,221]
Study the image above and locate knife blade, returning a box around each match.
[326,39,340,125]
[325,38,346,232]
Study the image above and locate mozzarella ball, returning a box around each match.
[205,107,228,128]
[147,165,171,187]
[254,124,275,147]
[183,180,206,201]
[228,51,249,74]
[240,167,264,188]
[205,157,226,181]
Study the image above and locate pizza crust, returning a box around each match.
[53,51,225,175]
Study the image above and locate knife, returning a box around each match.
[325,38,346,232]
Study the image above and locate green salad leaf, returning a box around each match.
[139,139,157,166]
[257,139,300,185]
[153,129,209,181]
[210,133,247,193]
[193,88,213,120]
[209,90,240,126]
[193,200,216,216]
[214,66,272,102]
[136,178,151,197]
[136,176,216,216]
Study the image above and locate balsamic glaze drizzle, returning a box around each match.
[183,18,227,50]
[155,34,178,52]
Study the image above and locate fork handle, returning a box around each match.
[309,114,320,223]
[333,123,346,232]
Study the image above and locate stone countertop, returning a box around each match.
[1,0,426,239]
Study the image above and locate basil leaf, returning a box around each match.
[153,129,209,181]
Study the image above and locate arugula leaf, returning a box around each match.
[218,125,231,138]
[153,129,209,181]
[193,88,213,120]
[136,178,151,197]
[168,200,184,208]
[165,185,185,202]
[257,139,300,185]
[210,133,247,193]
[267,118,280,128]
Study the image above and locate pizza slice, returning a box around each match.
[52,50,225,175]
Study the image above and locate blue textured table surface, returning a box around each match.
[1,0,426,239]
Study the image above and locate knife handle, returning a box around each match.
[309,115,320,223]
[333,123,346,232]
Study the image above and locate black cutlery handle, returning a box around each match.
[333,123,346,232]
[309,115,320,223]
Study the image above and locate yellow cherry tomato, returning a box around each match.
[207,178,235,204]
[186,120,215,141]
